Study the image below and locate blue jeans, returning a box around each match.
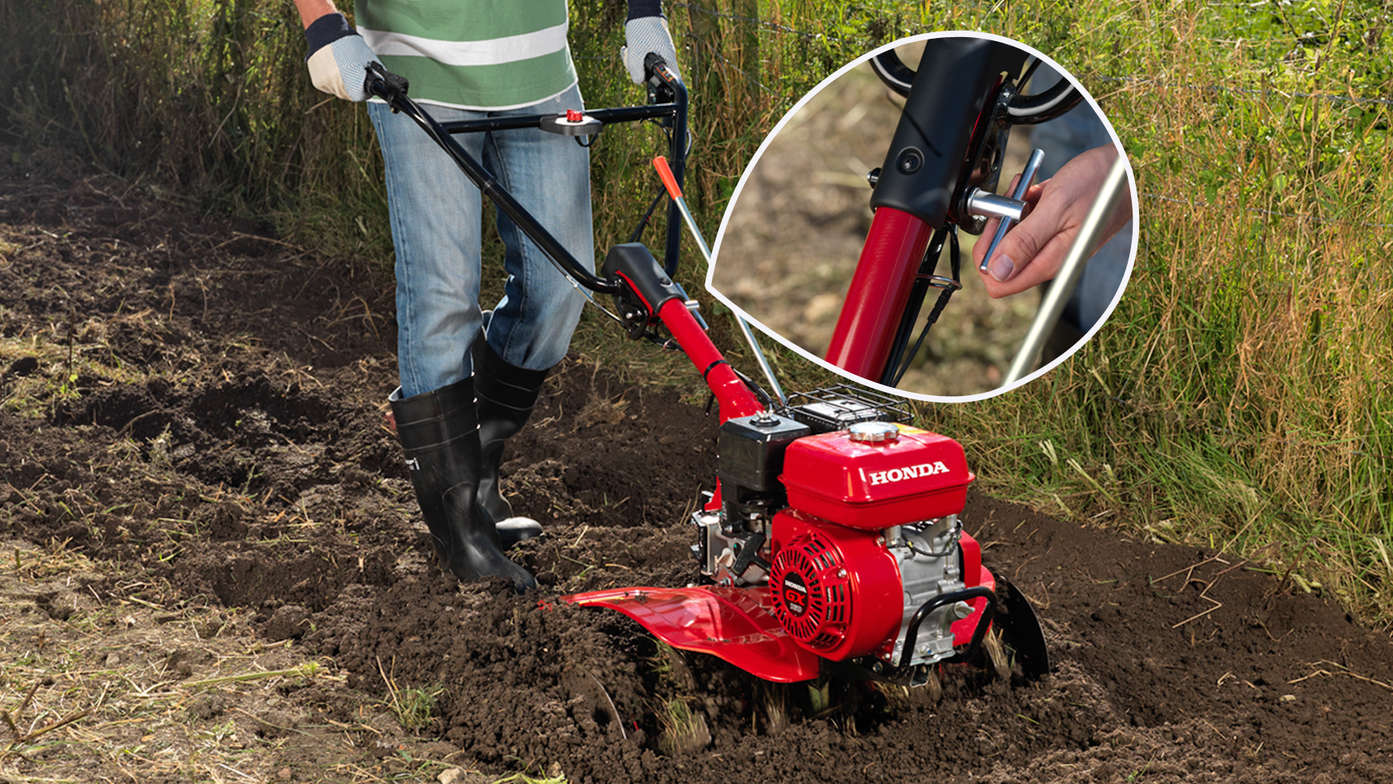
[368,85,594,398]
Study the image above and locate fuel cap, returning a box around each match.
[848,421,899,444]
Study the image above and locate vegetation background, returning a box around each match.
[2,0,1390,627]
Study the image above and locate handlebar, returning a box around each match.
[361,54,692,286]
[639,53,689,276]
[644,52,682,100]
[363,62,623,295]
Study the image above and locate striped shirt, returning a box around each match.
[354,1,578,110]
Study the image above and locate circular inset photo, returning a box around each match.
[707,32,1138,401]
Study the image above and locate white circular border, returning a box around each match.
[702,30,1141,404]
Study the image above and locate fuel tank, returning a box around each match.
[779,425,974,529]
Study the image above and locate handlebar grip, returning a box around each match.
[644,52,677,86]
[364,61,410,103]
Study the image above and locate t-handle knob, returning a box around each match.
[976,148,1045,273]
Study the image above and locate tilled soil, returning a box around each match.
[3,149,1392,783]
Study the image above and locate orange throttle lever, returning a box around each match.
[650,156,787,405]
[653,155,684,201]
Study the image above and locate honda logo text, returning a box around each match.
[867,461,950,486]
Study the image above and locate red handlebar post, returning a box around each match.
[825,208,936,379]
[656,298,764,423]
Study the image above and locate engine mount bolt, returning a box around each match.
[952,601,974,619]
[848,421,900,444]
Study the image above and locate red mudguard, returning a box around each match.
[565,561,994,680]
[562,585,822,683]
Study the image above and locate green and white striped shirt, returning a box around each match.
[354,0,578,110]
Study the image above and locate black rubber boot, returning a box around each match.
[389,378,536,591]
[472,335,548,547]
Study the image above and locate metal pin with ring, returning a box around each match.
[974,147,1045,272]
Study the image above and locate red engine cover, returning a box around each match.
[780,426,974,529]
[767,510,903,661]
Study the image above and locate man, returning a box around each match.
[293,0,682,590]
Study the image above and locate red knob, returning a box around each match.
[566,109,583,123]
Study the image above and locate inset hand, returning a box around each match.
[974,145,1130,298]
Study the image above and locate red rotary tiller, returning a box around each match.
[365,56,1049,688]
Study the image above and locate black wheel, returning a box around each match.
[870,50,915,97]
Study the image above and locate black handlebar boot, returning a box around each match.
[389,378,536,591]
[472,335,548,547]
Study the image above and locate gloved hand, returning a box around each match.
[304,12,381,102]
[622,15,682,85]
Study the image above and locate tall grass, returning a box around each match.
[5,1,1391,625]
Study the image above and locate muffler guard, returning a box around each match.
[563,585,822,683]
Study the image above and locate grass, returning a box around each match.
[375,657,443,733]
[920,0,1393,626]
[656,698,712,755]
[0,540,353,780]
[0,1,1388,638]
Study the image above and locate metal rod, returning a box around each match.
[733,310,788,407]
[897,585,996,669]
[663,178,788,406]
[978,147,1045,272]
[1004,155,1128,384]
[965,189,1026,223]
[439,104,680,135]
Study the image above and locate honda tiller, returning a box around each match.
[364,56,1049,688]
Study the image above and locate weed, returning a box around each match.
[376,656,443,732]
[390,685,444,733]
[656,698,712,755]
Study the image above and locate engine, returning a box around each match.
[695,390,993,674]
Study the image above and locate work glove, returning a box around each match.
[304,12,381,102]
[622,16,682,85]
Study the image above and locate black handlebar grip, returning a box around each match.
[644,52,676,85]
[364,61,410,103]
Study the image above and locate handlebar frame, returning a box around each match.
[363,55,690,292]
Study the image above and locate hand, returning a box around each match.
[622,16,682,85]
[973,145,1131,298]
[304,12,381,102]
